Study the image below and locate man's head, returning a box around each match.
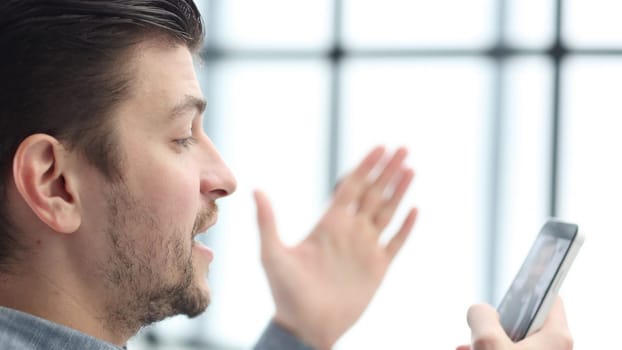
[0,0,236,341]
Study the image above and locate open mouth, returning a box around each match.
[193,231,208,243]
[192,233,214,262]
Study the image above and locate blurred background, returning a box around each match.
[130,0,622,348]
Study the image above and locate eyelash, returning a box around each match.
[174,137,198,148]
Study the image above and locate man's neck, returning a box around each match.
[0,267,131,346]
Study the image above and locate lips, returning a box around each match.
[192,238,214,262]
[192,214,217,262]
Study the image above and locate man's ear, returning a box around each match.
[12,134,81,234]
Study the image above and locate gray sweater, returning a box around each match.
[0,307,314,350]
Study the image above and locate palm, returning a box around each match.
[254,146,417,349]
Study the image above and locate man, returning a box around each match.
[0,1,415,349]
[0,1,572,349]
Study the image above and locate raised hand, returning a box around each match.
[456,298,573,350]
[254,146,417,350]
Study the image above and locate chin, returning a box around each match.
[174,275,211,319]
[192,263,212,298]
[196,276,211,299]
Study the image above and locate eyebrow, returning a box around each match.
[169,95,207,120]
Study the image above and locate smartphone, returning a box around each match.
[497,219,584,342]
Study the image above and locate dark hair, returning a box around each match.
[0,0,204,270]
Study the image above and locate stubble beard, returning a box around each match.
[99,181,214,336]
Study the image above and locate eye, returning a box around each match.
[174,136,198,148]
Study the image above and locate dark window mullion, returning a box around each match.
[327,0,344,197]
[487,0,508,305]
[550,0,565,217]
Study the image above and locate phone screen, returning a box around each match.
[497,221,579,342]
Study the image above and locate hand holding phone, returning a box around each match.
[458,298,572,350]
[497,219,584,342]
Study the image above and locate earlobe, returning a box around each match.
[13,134,81,234]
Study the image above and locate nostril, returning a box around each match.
[211,188,229,198]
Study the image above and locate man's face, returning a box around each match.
[80,39,236,330]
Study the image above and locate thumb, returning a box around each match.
[466,304,509,350]
[253,190,282,256]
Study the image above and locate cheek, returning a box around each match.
[132,173,198,273]
[121,136,204,224]
[131,162,200,228]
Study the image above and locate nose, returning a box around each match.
[200,142,237,200]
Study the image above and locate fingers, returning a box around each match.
[386,207,418,260]
[358,147,408,215]
[466,304,509,350]
[541,297,569,333]
[374,167,414,230]
[456,345,472,350]
[332,146,386,209]
[253,190,282,256]
[332,146,414,231]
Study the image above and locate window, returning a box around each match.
[130,0,620,348]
